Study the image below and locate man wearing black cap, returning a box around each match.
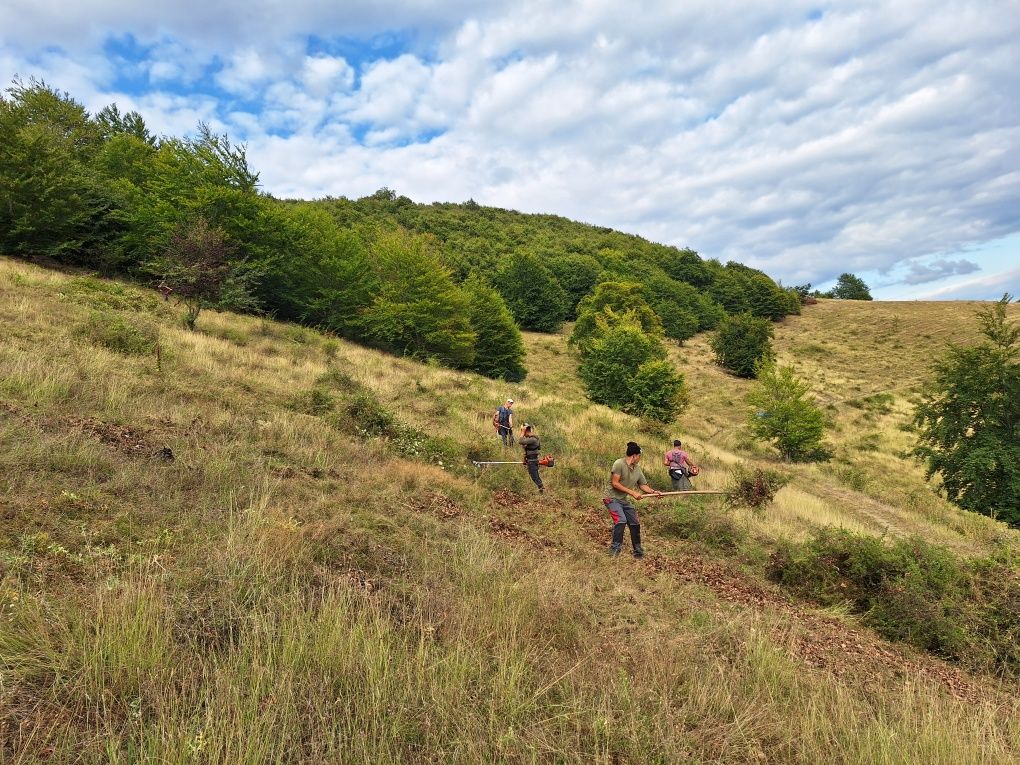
[603,441,661,558]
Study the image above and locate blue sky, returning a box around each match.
[2,0,1018,299]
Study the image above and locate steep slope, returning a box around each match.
[1,257,1018,764]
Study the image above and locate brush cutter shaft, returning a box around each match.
[645,490,729,497]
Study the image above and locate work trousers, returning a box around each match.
[603,497,643,555]
[526,459,544,490]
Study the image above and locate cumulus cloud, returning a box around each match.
[2,0,1019,296]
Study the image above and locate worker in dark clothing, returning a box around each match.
[494,398,514,446]
[604,441,661,558]
[518,423,544,493]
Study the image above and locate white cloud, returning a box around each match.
[915,267,1020,300]
[300,55,354,97]
[2,0,1019,297]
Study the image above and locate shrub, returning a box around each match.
[747,362,829,461]
[145,216,243,330]
[392,425,461,469]
[76,311,158,356]
[710,312,774,378]
[577,319,663,412]
[331,393,397,438]
[663,502,747,551]
[727,465,788,510]
[316,365,361,394]
[285,387,336,416]
[653,301,700,344]
[767,530,971,660]
[626,359,689,421]
[61,277,157,312]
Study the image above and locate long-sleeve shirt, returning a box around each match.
[519,435,540,462]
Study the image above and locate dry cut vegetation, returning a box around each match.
[2,257,1019,764]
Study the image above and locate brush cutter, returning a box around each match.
[642,490,728,497]
[472,455,556,468]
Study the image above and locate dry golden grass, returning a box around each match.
[1,257,1019,763]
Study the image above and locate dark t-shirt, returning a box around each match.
[497,406,512,426]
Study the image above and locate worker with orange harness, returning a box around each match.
[663,439,700,490]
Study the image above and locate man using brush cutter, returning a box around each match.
[518,423,545,493]
[664,439,699,491]
[493,398,514,446]
[604,441,661,558]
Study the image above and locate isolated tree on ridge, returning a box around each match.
[831,273,873,301]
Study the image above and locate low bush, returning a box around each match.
[392,426,461,469]
[61,276,158,313]
[316,365,362,394]
[331,393,397,438]
[75,311,158,356]
[727,465,788,510]
[285,387,336,416]
[325,391,462,469]
[767,529,1020,675]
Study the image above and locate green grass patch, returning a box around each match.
[60,276,159,313]
[76,311,158,356]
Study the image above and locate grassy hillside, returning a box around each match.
[2,256,1019,763]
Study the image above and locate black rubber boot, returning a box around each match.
[609,523,626,556]
[629,524,644,559]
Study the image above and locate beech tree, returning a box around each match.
[362,230,476,368]
[913,296,1019,525]
[747,362,828,461]
[463,275,527,381]
[711,313,775,378]
[571,281,662,353]
[831,273,873,300]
